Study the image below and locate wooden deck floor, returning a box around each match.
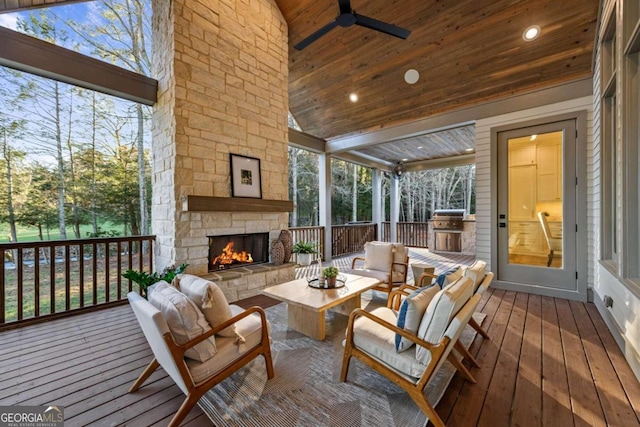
[1,250,639,426]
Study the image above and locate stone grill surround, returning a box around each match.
[151,0,291,299]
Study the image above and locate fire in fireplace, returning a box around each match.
[208,233,269,271]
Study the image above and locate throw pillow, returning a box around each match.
[415,276,473,365]
[363,241,393,271]
[434,266,463,288]
[395,285,440,352]
[175,274,238,338]
[464,260,487,291]
[148,281,217,362]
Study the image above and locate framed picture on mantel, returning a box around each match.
[230,153,262,198]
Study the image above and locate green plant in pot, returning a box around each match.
[122,263,188,298]
[323,266,339,288]
[292,241,316,266]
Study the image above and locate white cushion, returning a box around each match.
[175,274,237,337]
[342,268,389,282]
[186,305,266,384]
[350,307,429,379]
[363,241,393,271]
[464,260,487,292]
[395,285,439,352]
[148,281,217,362]
[415,276,473,364]
[392,243,408,264]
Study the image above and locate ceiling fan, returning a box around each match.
[294,0,411,51]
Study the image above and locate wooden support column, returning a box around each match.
[319,153,332,262]
[390,177,400,243]
[372,168,383,240]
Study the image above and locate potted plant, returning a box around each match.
[122,263,188,298]
[292,241,316,266]
[322,266,339,288]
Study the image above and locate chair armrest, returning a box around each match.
[351,257,366,269]
[417,272,438,288]
[398,284,419,292]
[181,306,268,350]
[345,308,437,351]
[387,289,410,310]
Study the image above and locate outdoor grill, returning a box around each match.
[432,209,466,230]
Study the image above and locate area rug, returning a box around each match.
[198,302,486,427]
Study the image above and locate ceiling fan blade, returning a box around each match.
[338,0,352,14]
[354,14,411,39]
[294,20,340,50]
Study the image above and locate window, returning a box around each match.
[601,10,619,265]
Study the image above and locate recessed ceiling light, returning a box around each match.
[530,134,537,140]
[402,158,409,161]
[523,25,541,41]
[465,148,474,152]
[417,146,423,149]
[404,69,420,84]
[349,93,358,102]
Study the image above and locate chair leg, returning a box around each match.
[447,353,477,384]
[469,317,490,339]
[167,392,200,427]
[340,345,353,382]
[408,390,446,427]
[129,357,159,393]
[454,340,480,368]
[263,346,275,379]
[547,250,554,267]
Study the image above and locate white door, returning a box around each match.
[497,119,577,291]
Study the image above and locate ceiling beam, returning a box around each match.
[327,77,593,153]
[0,26,157,105]
[288,128,325,153]
[405,154,476,172]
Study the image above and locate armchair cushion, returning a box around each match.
[148,281,217,362]
[463,260,487,291]
[363,241,393,271]
[395,285,440,353]
[434,266,463,288]
[186,305,266,384]
[351,307,428,379]
[416,276,473,364]
[175,274,238,338]
[347,269,390,283]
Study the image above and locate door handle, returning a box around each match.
[499,223,506,228]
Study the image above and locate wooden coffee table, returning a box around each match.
[262,273,381,340]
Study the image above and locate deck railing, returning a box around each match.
[331,223,378,257]
[289,226,325,263]
[0,235,154,329]
[382,222,429,248]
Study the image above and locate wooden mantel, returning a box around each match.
[183,196,293,212]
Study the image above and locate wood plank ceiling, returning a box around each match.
[277,0,599,142]
[0,0,93,14]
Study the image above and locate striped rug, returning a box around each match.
[198,300,484,426]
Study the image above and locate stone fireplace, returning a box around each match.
[151,0,293,302]
[208,232,269,271]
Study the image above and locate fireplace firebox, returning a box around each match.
[208,233,269,271]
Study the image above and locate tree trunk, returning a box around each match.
[91,92,99,235]
[352,164,358,222]
[65,91,81,238]
[136,104,147,236]
[54,82,67,239]
[3,131,18,243]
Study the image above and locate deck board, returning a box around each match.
[0,249,639,426]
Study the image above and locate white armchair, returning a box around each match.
[341,276,481,427]
[346,241,409,293]
[127,292,274,427]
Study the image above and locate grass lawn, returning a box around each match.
[0,222,124,243]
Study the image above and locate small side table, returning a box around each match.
[411,263,435,287]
